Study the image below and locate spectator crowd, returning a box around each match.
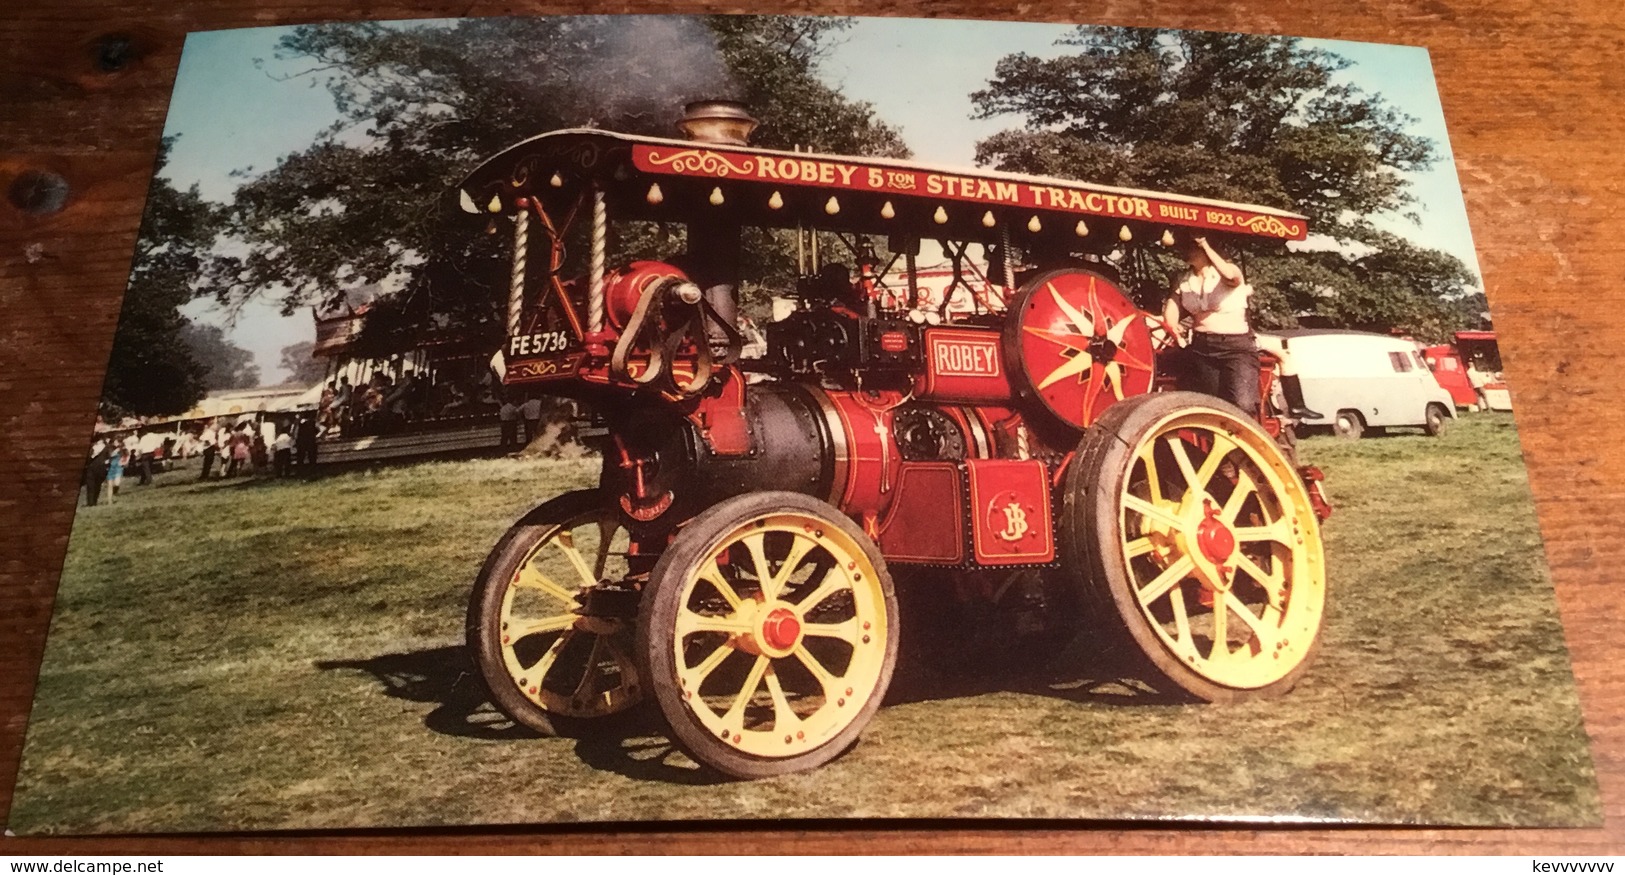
[82,412,323,507]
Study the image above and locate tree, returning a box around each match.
[971,28,1477,340]
[278,341,329,386]
[100,140,220,417]
[202,16,907,348]
[181,323,260,390]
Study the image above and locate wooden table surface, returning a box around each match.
[3,0,1622,855]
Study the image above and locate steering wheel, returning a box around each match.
[1145,313,1187,354]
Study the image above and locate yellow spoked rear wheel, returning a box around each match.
[639,492,898,779]
[468,491,642,735]
[1065,392,1325,700]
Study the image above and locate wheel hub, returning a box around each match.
[760,607,802,652]
[1087,334,1119,363]
[1195,501,1236,565]
[734,601,805,658]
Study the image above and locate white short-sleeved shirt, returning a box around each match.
[1177,266,1252,336]
[519,398,543,419]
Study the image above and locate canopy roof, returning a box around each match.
[458,130,1309,246]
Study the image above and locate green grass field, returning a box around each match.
[7,412,1599,832]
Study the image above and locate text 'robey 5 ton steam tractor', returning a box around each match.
[459,101,1332,778]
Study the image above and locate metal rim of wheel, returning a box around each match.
[468,491,642,733]
[639,492,898,778]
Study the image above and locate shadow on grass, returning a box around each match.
[314,645,728,787]
[315,646,538,741]
[885,584,1190,708]
[885,633,1190,709]
[570,720,729,787]
[317,625,1185,787]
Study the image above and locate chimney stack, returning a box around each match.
[678,100,758,146]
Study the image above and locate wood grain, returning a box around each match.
[4,0,1623,855]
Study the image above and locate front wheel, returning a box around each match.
[1424,403,1450,437]
[1063,392,1327,702]
[467,491,643,736]
[1333,410,1365,440]
[637,492,899,779]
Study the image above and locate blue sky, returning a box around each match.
[162,17,1481,383]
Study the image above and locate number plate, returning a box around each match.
[506,330,575,357]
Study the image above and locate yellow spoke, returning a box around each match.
[515,566,577,604]
[1210,596,1230,662]
[791,644,839,698]
[681,641,736,689]
[508,613,575,638]
[1233,553,1287,616]
[1233,550,1283,589]
[1223,591,1273,650]
[744,532,773,592]
[552,532,599,590]
[765,536,817,601]
[1167,585,1197,658]
[1167,436,1202,496]
[1220,466,1260,523]
[1194,432,1238,492]
[1125,536,1157,559]
[1123,494,1184,530]
[802,617,859,644]
[1138,444,1164,504]
[797,566,846,612]
[1234,518,1292,547]
[722,654,771,725]
[764,667,803,732]
[1137,554,1195,607]
[528,633,569,679]
[696,557,745,612]
[675,610,753,638]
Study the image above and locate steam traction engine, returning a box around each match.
[458,103,1331,778]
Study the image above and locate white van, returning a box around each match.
[1265,330,1458,439]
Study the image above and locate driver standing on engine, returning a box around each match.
[1163,236,1257,413]
[1162,236,1322,420]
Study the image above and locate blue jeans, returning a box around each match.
[1188,332,1260,416]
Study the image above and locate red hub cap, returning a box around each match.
[760,608,802,651]
[1196,505,1236,564]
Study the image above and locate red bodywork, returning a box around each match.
[1422,344,1478,407]
[1423,332,1509,409]
[459,129,1330,571]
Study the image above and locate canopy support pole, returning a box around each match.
[1000,222,1016,291]
[906,246,919,309]
[508,210,529,338]
[589,186,607,334]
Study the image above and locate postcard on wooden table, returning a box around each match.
[7,15,1599,832]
